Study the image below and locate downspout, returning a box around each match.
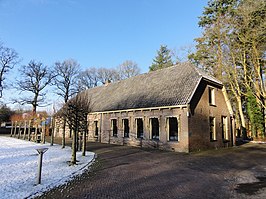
[186,103,191,153]
[99,113,102,143]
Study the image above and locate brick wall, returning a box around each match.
[87,107,190,153]
[188,81,235,151]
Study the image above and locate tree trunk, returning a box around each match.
[76,131,79,151]
[23,120,27,140]
[14,121,17,138]
[82,130,86,156]
[62,118,66,148]
[32,93,38,114]
[216,16,223,81]
[236,95,247,139]
[69,129,72,138]
[79,132,82,151]
[10,121,14,137]
[35,124,38,142]
[42,122,45,144]
[28,120,31,141]
[50,117,55,146]
[18,122,21,139]
[71,129,77,164]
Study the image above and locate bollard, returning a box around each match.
[36,148,48,185]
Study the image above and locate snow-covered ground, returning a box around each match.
[0,136,95,199]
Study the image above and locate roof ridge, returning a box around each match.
[95,63,183,88]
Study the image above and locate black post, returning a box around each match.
[36,148,48,185]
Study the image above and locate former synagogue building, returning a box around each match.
[55,62,235,152]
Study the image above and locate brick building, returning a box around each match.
[55,63,235,152]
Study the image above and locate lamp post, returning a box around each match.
[36,148,48,185]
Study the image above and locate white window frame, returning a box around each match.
[94,120,99,137]
[166,116,179,141]
[149,117,160,140]
[210,117,216,141]
[122,118,130,138]
[222,116,228,140]
[209,87,216,105]
[111,118,118,137]
[135,117,144,139]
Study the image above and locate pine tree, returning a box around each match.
[189,0,238,79]
[149,45,173,71]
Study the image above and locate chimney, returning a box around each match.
[104,79,111,86]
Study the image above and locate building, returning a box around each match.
[55,63,235,152]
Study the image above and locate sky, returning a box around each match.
[0,0,208,111]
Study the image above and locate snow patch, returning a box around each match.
[0,136,95,199]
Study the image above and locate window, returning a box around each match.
[209,87,215,105]
[94,121,98,137]
[150,118,159,140]
[111,119,118,137]
[123,119,129,138]
[136,118,143,138]
[210,117,216,141]
[168,117,178,141]
[222,116,228,140]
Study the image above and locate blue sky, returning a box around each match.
[0,0,208,110]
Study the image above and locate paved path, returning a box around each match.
[36,138,266,199]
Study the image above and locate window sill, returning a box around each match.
[210,139,217,142]
[209,104,217,107]
[223,139,230,143]
[168,140,179,142]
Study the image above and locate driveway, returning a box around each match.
[36,138,266,199]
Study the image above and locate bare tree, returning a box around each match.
[76,63,140,92]
[16,60,55,113]
[59,92,91,164]
[97,67,119,84]
[54,59,80,148]
[54,59,80,103]
[0,43,19,98]
[77,67,99,91]
[117,60,140,80]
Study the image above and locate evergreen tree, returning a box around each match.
[0,103,14,123]
[149,45,173,71]
[246,90,264,138]
[189,0,238,79]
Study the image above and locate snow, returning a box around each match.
[0,136,95,199]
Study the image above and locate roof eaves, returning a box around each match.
[90,104,188,114]
[202,77,223,87]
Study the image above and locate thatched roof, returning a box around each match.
[82,62,222,112]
